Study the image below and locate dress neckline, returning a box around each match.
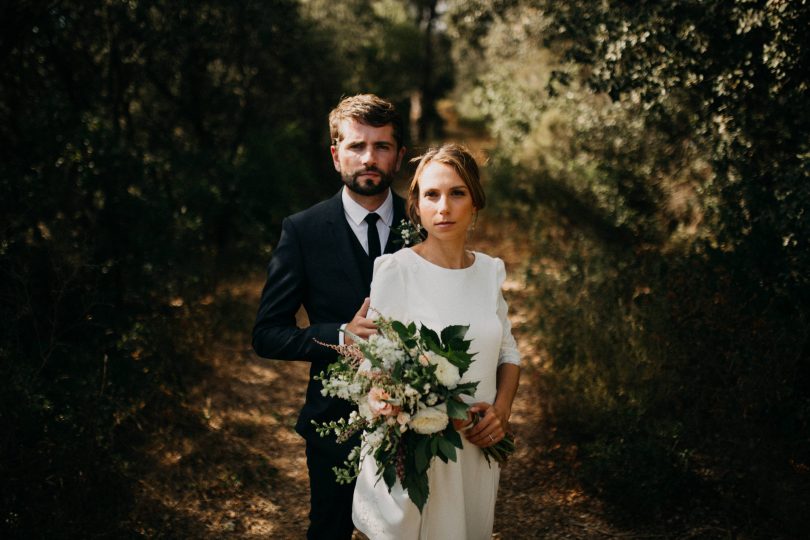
[403,247,479,271]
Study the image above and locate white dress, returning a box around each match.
[352,248,521,540]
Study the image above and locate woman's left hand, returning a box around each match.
[464,402,509,448]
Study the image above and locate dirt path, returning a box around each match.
[127,215,661,539]
[126,103,667,538]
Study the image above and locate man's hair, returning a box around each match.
[329,94,404,149]
[406,143,487,225]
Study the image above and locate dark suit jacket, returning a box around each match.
[252,189,405,455]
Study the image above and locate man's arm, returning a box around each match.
[252,217,340,363]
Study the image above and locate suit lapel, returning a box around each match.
[326,190,366,299]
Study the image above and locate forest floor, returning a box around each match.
[125,216,740,539]
[124,105,743,539]
[126,220,655,539]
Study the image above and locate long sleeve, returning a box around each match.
[495,258,521,366]
[252,217,341,363]
[369,254,407,322]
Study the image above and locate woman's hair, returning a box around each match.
[406,143,486,225]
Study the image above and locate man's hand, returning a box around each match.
[344,297,377,345]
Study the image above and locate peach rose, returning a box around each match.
[367,387,400,417]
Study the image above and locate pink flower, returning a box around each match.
[367,387,400,417]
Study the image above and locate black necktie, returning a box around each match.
[365,213,381,259]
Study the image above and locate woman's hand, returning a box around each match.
[464,402,510,448]
[451,410,473,432]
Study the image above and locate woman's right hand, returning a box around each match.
[451,407,474,432]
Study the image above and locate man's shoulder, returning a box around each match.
[286,192,341,226]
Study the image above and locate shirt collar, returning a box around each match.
[342,187,394,227]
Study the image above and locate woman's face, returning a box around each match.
[416,161,476,242]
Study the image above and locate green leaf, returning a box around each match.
[444,427,463,449]
[446,398,470,420]
[437,437,458,462]
[391,320,412,341]
[419,326,441,350]
[414,436,430,473]
[383,464,396,489]
[454,381,479,397]
[402,471,429,512]
[440,325,469,347]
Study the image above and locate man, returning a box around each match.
[252,94,407,539]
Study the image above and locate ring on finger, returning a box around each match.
[488,434,494,442]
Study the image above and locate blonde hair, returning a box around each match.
[406,143,486,225]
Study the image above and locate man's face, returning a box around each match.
[331,119,405,196]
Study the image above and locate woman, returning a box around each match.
[352,144,521,539]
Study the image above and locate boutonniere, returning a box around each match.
[391,219,424,247]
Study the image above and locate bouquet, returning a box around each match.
[314,316,515,511]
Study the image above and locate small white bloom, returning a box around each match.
[358,401,374,422]
[358,359,373,373]
[364,426,386,449]
[426,393,438,406]
[409,404,449,434]
[368,334,407,370]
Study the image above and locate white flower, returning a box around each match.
[426,351,460,389]
[409,404,449,434]
[396,411,411,425]
[426,393,438,406]
[364,426,386,449]
[368,334,407,370]
[358,400,374,422]
[358,359,373,373]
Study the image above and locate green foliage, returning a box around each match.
[302,0,456,141]
[447,0,810,529]
[0,1,346,536]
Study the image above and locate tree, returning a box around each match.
[446,0,810,529]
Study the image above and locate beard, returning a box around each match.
[341,166,395,196]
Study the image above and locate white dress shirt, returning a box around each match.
[341,187,393,254]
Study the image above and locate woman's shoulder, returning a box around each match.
[472,251,505,269]
[372,249,413,278]
[471,251,508,286]
[375,248,412,266]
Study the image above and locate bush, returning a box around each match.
[449,2,810,529]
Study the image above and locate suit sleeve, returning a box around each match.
[252,217,340,363]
